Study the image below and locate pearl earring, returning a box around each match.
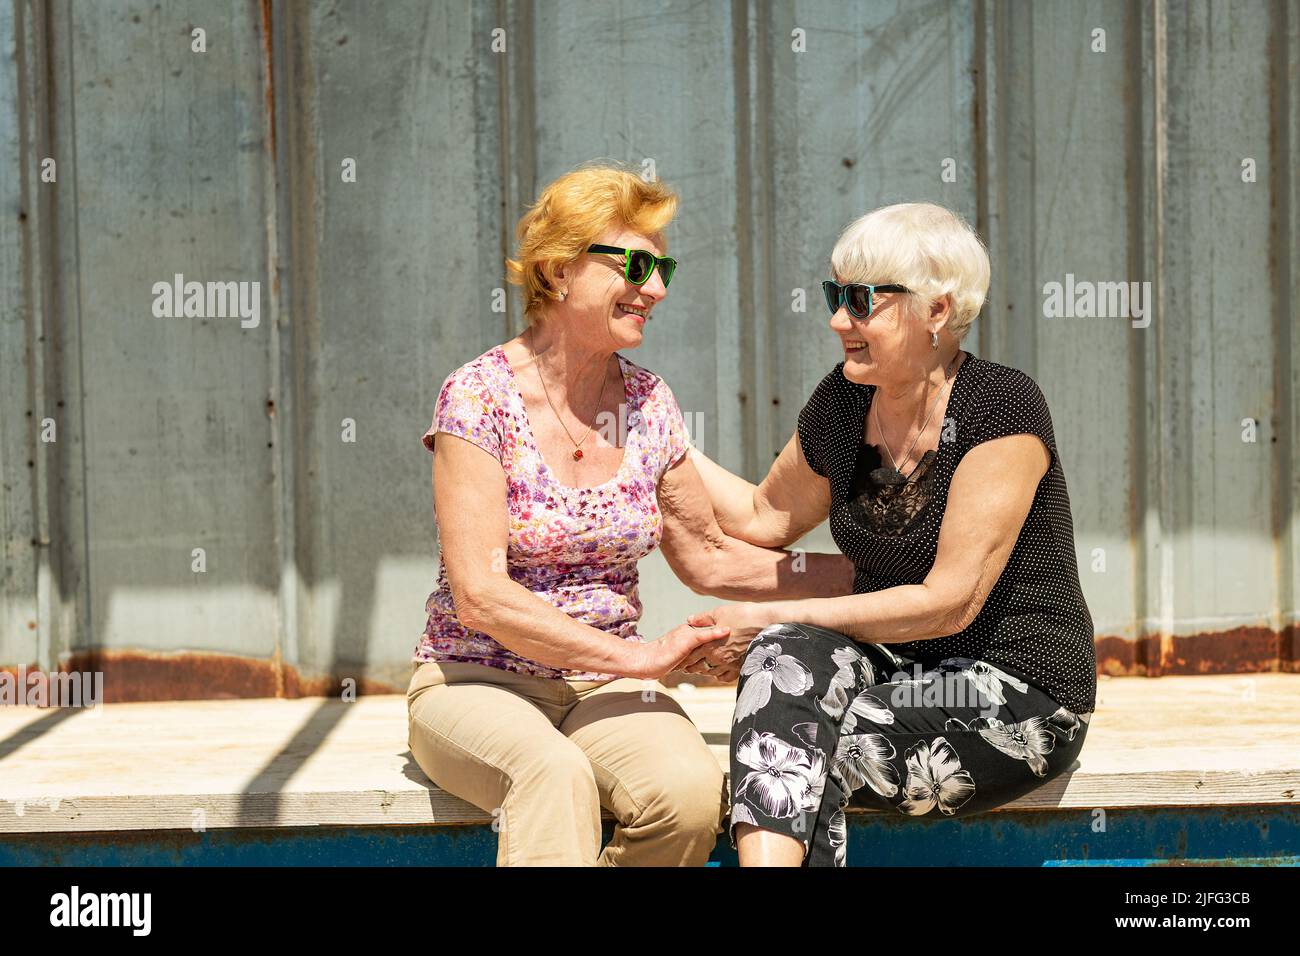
[559,290,567,301]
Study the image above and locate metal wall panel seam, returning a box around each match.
[25,0,50,671]
[1126,0,1147,652]
[972,0,991,364]
[52,0,92,671]
[261,0,294,694]
[734,0,768,480]
[4,0,44,668]
[1267,0,1297,668]
[278,1,325,684]
[1144,0,1175,672]
[500,0,535,337]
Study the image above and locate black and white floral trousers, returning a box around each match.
[727,623,1091,866]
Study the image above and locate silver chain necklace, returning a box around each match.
[871,351,961,486]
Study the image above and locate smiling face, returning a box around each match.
[552,225,668,351]
[826,203,984,388]
[829,279,928,386]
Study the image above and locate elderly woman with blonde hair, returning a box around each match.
[684,202,1097,866]
[407,162,854,867]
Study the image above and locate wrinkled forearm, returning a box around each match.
[692,534,856,601]
[452,576,642,675]
[741,584,967,645]
[687,448,762,539]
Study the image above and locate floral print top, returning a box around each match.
[415,345,691,681]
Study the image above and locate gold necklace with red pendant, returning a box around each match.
[528,328,610,461]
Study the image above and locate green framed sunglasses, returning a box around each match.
[588,244,677,287]
[822,279,910,319]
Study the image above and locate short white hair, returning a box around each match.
[830,202,990,341]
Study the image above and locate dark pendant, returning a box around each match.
[869,466,906,489]
[572,449,583,461]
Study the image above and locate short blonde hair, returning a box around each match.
[830,202,990,341]
[506,162,678,321]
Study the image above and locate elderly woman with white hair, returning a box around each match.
[683,202,1096,866]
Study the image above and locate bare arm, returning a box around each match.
[697,433,1051,649]
[688,431,833,548]
[432,433,728,679]
[657,453,855,601]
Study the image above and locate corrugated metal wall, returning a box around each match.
[2,0,1296,699]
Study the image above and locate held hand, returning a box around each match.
[680,613,730,677]
[629,619,731,681]
[679,638,742,683]
[679,604,772,678]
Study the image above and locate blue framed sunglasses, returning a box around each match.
[822,279,910,319]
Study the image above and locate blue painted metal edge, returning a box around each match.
[2,806,1297,867]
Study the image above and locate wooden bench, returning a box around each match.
[1,674,1297,863]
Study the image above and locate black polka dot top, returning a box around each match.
[797,351,1097,715]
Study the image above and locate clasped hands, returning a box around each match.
[673,602,771,683]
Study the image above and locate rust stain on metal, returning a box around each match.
[1094,626,1289,677]
[0,662,43,694]
[1281,623,1298,667]
[259,0,276,165]
[1157,626,1284,675]
[1094,635,1138,676]
[270,643,284,699]
[258,0,281,304]
[14,651,404,703]
[4,622,1295,702]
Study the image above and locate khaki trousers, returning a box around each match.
[406,660,726,867]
